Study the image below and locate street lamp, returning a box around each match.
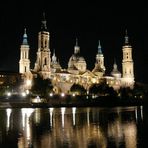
[26,80,31,87]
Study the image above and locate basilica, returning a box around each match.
[19,14,135,93]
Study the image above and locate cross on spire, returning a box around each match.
[22,28,28,45]
[76,38,78,46]
[125,29,129,45]
[41,12,47,31]
[98,40,102,54]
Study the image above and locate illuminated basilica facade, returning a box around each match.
[19,15,134,93]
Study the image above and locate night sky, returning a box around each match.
[0,1,147,83]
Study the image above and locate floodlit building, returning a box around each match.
[19,14,134,93]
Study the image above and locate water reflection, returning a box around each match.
[6,108,12,132]
[0,106,144,148]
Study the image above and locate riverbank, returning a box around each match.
[0,95,144,108]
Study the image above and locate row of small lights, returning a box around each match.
[6,90,30,97]
[6,91,76,98]
[49,92,76,97]
[7,91,97,98]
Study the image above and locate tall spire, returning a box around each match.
[52,49,57,63]
[98,40,102,54]
[113,59,118,71]
[111,58,121,77]
[41,12,47,31]
[124,29,129,45]
[22,28,28,45]
[76,38,78,46]
[74,38,80,54]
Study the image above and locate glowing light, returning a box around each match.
[21,108,34,132]
[49,107,54,113]
[61,93,65,97]
[21,108,34,118]
[72,93,75,97]
[49,93,53,97]
[22,92,26,97]
[7,92,11,96]
[26,80,31,86]
[26,90,29,94]
[31,96,41,103]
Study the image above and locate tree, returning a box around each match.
[89,83,117,97]
[31,74,53,97]
[119,87,132,99]
[70,83,86,95]
[132,83,147,98]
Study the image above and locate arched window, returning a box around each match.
[45,40,47,48]
[24,66,26,72]
[44,58,47,65]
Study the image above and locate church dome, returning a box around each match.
[92,64,104,73]
[111,62,121,78]
[78,56,85,61]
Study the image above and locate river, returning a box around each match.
[0,106,147,148]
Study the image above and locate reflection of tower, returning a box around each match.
[34,13,51,79]
[123,122,137,148]
[49,108,54,127]
[19,28,30,74]
[122,30,134,88]
[86,108,90,126]
[21,108,34,147]
[34,108,41,125]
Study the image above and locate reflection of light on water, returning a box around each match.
[135,106,143,122]
[124,122,137,148]
[34,108,42,124]
[49,108,54,127]
[21,108,34,146]
[108,119,123,145]
[72,107,76,126]
[21,108,34,130]
[6,108,12,132]
[87,108,90,126]
[26,116,30,140]
[61,107,65,127]
[21,108,34,117]
[21,109,26,129]
[135,107,138,122]
[140,106,143,120]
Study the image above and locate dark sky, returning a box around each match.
[0,1,147,84]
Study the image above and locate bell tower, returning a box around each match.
[34,13,51,79]
[96,40,105,72]
[19,28,30,74]
[122,30,134,88]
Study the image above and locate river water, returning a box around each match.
[0,106,147,148]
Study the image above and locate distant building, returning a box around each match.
[0,71,22,93]
[19,14,134,93]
